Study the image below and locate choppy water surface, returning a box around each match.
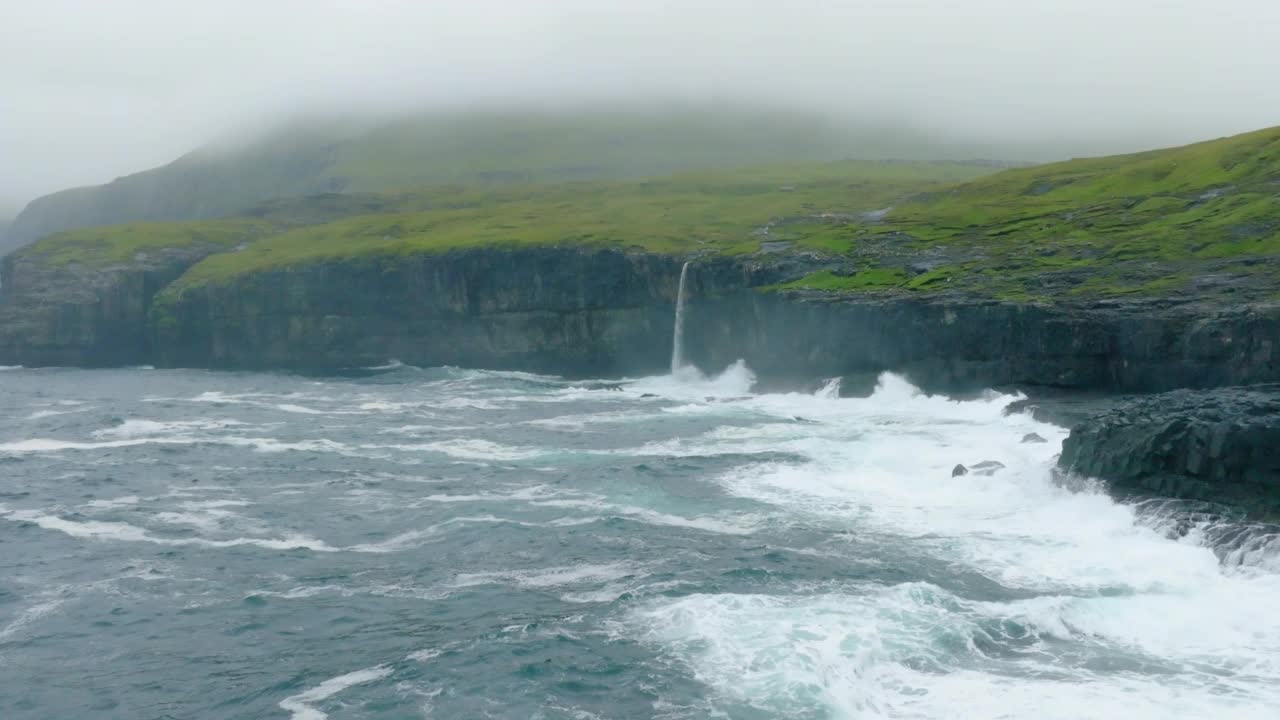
[1,363,1278,719]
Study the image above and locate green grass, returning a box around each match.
[18,124,1280,307]
[766,268,912,292]
[161,161,992,288]
[14,107,1032,247]
[774,125,1280,301]
[23,218,272,267]
[17,159,991,282]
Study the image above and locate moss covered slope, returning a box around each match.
[6,108,1006,247]
[777,126,1280,301]
[15,125,1280,308]
[149,161,991,288]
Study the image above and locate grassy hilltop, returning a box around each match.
[13,124,1280,305]
[775,125,1280,301]
[5,108,1005,247]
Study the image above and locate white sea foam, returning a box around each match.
[84,495,142,510]
[278,665,392,720]
[410,484,562,505]
[523,409,667,429]
[363,359,412,371]
[182,391,368,415]
[357,400,422,412]
[430,396,506,410]
[0,507,339,552]
[625,359,758,400]
[611,370,1280,718]
[0,437,196,453]
[346,527,445,553]
[625,581,1280,719]
[221,437,362,456]
[450,562,642,590]
[92,418,247,439]
[0,598,66,641]
[27,406,93,420]
[374,438,545,461]
[531,497,760,535]
[255,583,448,602]
[152,507,240,533]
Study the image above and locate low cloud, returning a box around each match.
[2,0,1277,209]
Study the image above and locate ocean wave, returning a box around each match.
[449,561,644,590]
[252,582,448,602]
[83,495,142,510]
[27,406,94,420]
[372,438,546,461]
[0,437,196,453]
[623,580,1280,718]
[92,418,248,439]
[361,359,417,371]
[0,598,66,641]
[0,506,339,552]
[531,497,761,535]
[278,665,392,720]
[409,484,563,505]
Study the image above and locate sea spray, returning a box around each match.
[671,261,691,375]
[3,366,1280,718]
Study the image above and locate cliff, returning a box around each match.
[1,125,1277,390]
[0,238,233,366]
[1059,386,1280,519]
[0,125,1275,382]
[145,248,1280,396]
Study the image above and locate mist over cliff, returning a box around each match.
[4,0,1280,214]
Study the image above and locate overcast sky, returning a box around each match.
[2,0,1278,212]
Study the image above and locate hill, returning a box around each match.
[4,108,1013,249]
[14,125,1280,306]
[4,126,1279,392]
[772,125,1280,302]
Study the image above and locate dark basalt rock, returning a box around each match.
[3,246,1280,399]
[971,460,1006,476]
[952,464,968,477]
[1059,386,1280,519]
[1021,432,1048,444]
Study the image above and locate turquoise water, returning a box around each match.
[1,363,1277,719]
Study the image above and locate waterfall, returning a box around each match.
[671,262,691,374]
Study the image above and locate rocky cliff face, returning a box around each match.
[151,249,697,375]
[140,248,1280,394]
[2,246,1279,395]
[1059,387,1280,519]
[685,285,1280,394]
[0,242,229,366]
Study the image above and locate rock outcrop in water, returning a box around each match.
[1059,386,1280,519]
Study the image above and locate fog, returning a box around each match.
[2,0,1278,211]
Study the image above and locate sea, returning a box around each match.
[1,361,1277,719]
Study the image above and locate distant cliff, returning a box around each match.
[2,123,1277,391]
[5,139,342,248]
[3,241,1276,397]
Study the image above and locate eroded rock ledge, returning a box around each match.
[1059,386,1280,519]
[3,247,1280,396]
